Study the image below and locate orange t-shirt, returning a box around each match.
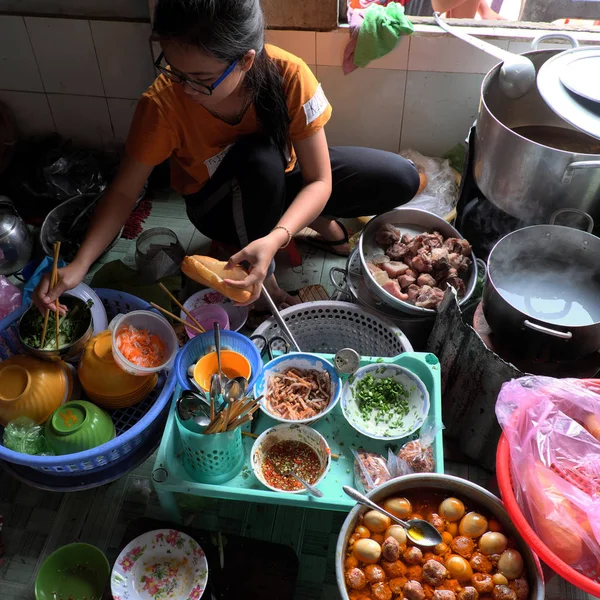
[125,44,332,195]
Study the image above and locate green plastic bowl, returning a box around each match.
[35,542,110,600]
[44,400,115,455]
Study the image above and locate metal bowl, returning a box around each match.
[18,296,93,362]
[336,473,544,600]
[359,208,478,316]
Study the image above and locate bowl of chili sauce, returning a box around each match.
[251,423,331,494]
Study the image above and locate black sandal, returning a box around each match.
[299,220,351,257]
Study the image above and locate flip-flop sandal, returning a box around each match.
[297,220,351,257]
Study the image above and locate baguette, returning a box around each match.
[181,255,253,303]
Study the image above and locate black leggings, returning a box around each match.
[184,135,420,248]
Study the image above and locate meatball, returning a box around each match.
[372,582,393,600]
[404,580,426,600]
[365,564,386,584]
[509,577,529,600]
[470,552,493,574]
[492,586,517,600]
[451,536,476,559]
[472,573,494,595]
[407,565,424,582]
[428,513,446,533]
[458,587,479,600]
[382,560,408,578]
[389,576,409,595]
[346,567,367,590]
[423,559,449,586]
[433,591,456,600]
[404,546,424,565]
[382,536,401,562]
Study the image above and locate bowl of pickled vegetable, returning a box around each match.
[341,363,429,441]
[336,473,545,600]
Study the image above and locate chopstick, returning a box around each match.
[150,302,205,335]
[40,242,61,349]
[158,282,205,333]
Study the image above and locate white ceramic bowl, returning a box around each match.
[341,363,429,441]
[251,423,331,494]
[253,353,342,425]
[65,283,107,335]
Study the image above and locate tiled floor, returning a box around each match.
[0,193,595,599]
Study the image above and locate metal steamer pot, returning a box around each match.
[0,196,34,275]
[475,35,600,223]
[482,209,600,359]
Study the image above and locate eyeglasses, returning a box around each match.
[154,52,239,95]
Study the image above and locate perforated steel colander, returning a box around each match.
[251,301,412,356]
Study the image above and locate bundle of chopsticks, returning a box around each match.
[40,241,61,350]
[203,394,263,434]
[150,282,206,335]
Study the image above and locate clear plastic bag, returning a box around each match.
[352,448,392,493]
[391,416,443,474]
[496,377,600,572]
[0,275,21,319]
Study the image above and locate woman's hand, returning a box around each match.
[223,231,287,305]
[32,261,89,313]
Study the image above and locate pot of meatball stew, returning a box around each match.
[336,473,544,600]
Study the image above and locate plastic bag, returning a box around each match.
[496,376,600,573]
[400,149,459,218]
[21,256,67,307]
[390,416,443,475]
[2,416,52,455]
[352,448,392,493]
[0,276,21,319]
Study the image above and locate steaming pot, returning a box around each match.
[482,209,600,359]
[0,196,33,275]
[474,37,600,223]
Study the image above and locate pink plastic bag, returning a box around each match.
[0,276,21,320]
[496,376,600,575]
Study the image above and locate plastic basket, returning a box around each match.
[0,289,176,475]
[174,329,262,393]
[176,415,244,485]
[496,433,600,597]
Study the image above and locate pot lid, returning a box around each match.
[0,201,17,238]
[560,55,600,104]
[537,46,600,141]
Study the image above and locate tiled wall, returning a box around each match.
[0,16,591,156]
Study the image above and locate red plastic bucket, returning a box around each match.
[496,433,600,597]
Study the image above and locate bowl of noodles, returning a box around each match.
[253,353,342,425]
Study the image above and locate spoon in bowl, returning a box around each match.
[273,463,324,498]
[343,485,442,547]
[213,322,228,389]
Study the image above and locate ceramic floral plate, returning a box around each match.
[111,529,208,600]
[181,288,248,332]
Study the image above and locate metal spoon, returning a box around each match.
[433,12,536,100]
[273,463,324,498]
[213,322,228,388]
[343,486,443,547]
[176,392,211,428]
[209,373,222,421]
[223,376,248,403]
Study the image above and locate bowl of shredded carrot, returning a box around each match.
[253,353,342,425]
[110,310,179,377]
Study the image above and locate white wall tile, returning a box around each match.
[0,16,44,92]
[47,94,112,149]
[91,21,155,99]
[317,65,406,152]
[0,91,54,135]
[408,36,510,74]
[401,71,482,156]
[107,98,137,143]
[25,17,104,96]
[316,30,410,70]
[265,31,316,65]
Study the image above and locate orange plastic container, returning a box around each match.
[496,433,600,597]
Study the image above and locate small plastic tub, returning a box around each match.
[184,305,230,339]
[110,310,178,377]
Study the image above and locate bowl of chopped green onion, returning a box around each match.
[341,364,429,440]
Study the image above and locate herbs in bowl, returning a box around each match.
[341,363,429,440]
[19,296,93,360]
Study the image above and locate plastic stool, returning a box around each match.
[209,238,302,267]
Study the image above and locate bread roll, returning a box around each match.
[181,255,253,304]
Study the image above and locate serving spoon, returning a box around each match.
[273,463,324,498]
[343,486,443,547]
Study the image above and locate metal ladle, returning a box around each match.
[176,391,212,428]
[433,12,536,100]
[343,486,443,547]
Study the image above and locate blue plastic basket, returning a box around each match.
[0,289,176,475]
[174,329,262,392]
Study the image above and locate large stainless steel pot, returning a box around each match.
[336,474,545,600]
[475,37,600,223]
[0,196,34,275]
[482,209,600,359]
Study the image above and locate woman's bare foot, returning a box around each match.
[253,274,301,310]
[305,217,351,256]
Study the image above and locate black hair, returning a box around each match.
[152,0,291,153]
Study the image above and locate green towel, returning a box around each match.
[354,3,414,69]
